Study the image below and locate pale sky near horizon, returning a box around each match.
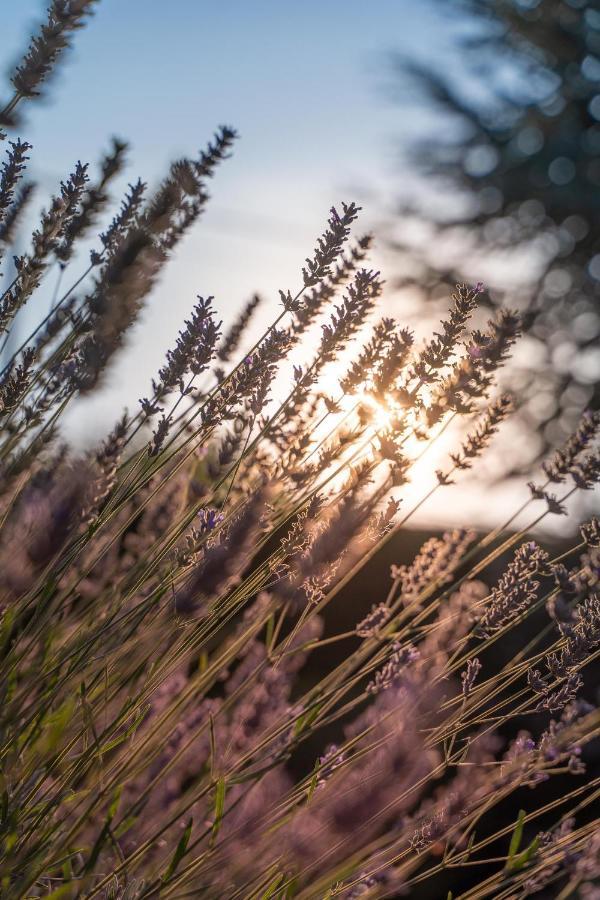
[1,1,581,536]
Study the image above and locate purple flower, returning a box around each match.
[467,343,484,359]
[198,507,224,531]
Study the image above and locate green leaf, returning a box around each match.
[114,814,138,839]
[107,786,122,820]
[283,877,298,898]
[4,667,16,704]
[162,817,193,882]
[260,872,285,898]
[210,777,226,846]
[41,697,76,754]
[293,702,322,737]
[101,707,148,754]
[507,835,540,872]
[505,809,526,870]
[61,857,73,882]
[3,831,17,853]
[209,713,217,779]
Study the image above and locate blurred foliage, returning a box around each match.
[390,0,600,464]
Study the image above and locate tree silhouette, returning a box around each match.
[391,0,600,463]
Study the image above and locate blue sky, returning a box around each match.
[3,1,443,186]
[2,0,453,427]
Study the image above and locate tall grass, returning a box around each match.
[0,5,599,898]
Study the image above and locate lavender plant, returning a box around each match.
[0,7,598,900]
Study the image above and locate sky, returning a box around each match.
[1,0,448,402]
[0,0,578,536]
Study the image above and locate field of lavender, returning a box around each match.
[0,4,599,898]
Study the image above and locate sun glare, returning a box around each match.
[361,394,397,433]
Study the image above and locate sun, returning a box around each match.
[361,394,399,433]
